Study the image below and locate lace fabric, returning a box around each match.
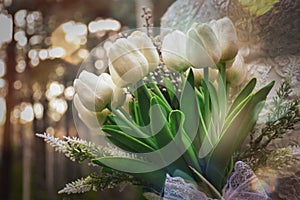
[164,174,216,200]
[163,161,271,200]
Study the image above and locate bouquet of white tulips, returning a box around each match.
[38,17,300,199]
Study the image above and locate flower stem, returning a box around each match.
[189,166,222,199]
[203,67,210,126]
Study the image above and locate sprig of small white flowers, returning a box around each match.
[36,133,136,163]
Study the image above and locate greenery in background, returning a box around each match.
[239,76,300,170]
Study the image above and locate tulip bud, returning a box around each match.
[74,71,125,111]
[127,31,160,71]
[161,30,191,72]
[108,31,159,87]
[226,52,247,87]
[192,67,219,84]
[209,17,238,61]
[187,23,221,68]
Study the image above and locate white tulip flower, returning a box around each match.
[108,31,159,87]
[161,30,191,72]
[226,52,247,87]
[187,23,221,68]
[209,17,239,61]
[74,70,125,111]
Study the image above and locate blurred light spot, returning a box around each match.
[33,102,44,119]
[0,97,6,126]
[95,60,104,70]
[14,30,28,47]
[0,13,13,47]
[49,47,65,58]
[30,58,40,67]
[62,21,87,44]
[0,59,6,77]
[28,49,38,59]
[78,49,89,59]
[33,90,42,101]
[103,41,113,52]
[46,126,55,135]
[15,10,27,27]
[88,18,121,33]
[26,13,35,24]
[0,79,6,88]
[4,0,13,7]
[39,49,48,60]
[13,80,22,90]
[20,104,34,124]
[12,106,20,118]
[93,47,105,58]
[64,86,75,100]
[30,35,43,46]
[49,112,61,122]
[44,37,51,46]
[55,66,65,76]
[46,81,64,99]
[16,59,26,73]
[49,98,67,115]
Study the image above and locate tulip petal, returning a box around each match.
[210,17,239,61]
[128,31,160,71]
[108,38,149,86]
[73,94,101,129]
[161,30,191,72]
[78,70,99,91]
[74,79,105,111]
[187,24,220,68]
[111,87,126,108]
[226,52,247,87]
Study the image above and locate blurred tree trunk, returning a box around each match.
[0,41,16,199]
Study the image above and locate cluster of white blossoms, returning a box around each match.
[162,17,246,86]
[73,17,248,129]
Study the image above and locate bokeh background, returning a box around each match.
[0,0,175,199]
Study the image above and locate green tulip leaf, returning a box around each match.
[92,156,166,189]
[169,110,201,172]
[180,69,200,149]
[228,78,257,114]
[205,81,274,190]
[136,84,153,126]
[102,125,155,153]
[150,96,173,147]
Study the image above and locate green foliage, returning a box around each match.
[239,78,300,169]
[58,170,138,194]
